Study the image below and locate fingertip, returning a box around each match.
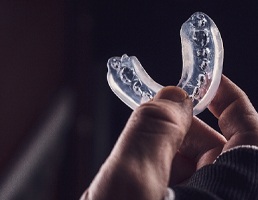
[154,86,189,103]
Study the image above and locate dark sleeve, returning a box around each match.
[172,146,258,200]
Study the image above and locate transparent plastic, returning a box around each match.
[107,12,224,115]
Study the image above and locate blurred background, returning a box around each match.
[0,0,258,199]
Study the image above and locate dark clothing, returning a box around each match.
[173,146,258,200]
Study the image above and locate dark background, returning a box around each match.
[1,0,258,199]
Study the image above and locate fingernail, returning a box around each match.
[154,86,188,102]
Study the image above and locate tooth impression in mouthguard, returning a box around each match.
[107,12,224,115]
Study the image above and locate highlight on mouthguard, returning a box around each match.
[107,12,224,115]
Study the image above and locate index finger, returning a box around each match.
[208,75,247,118]
[208,75,258,144]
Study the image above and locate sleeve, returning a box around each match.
[170,145,258,200]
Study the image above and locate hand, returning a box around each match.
[83,75,258,200]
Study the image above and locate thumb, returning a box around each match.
[88,86,193,200]
[120,86,193,172]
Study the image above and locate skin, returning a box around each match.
[82,75,258,200]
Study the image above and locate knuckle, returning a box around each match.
[132,101,188,135]
[135,101,174,123]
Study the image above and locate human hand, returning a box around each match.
[83,75,258,200]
